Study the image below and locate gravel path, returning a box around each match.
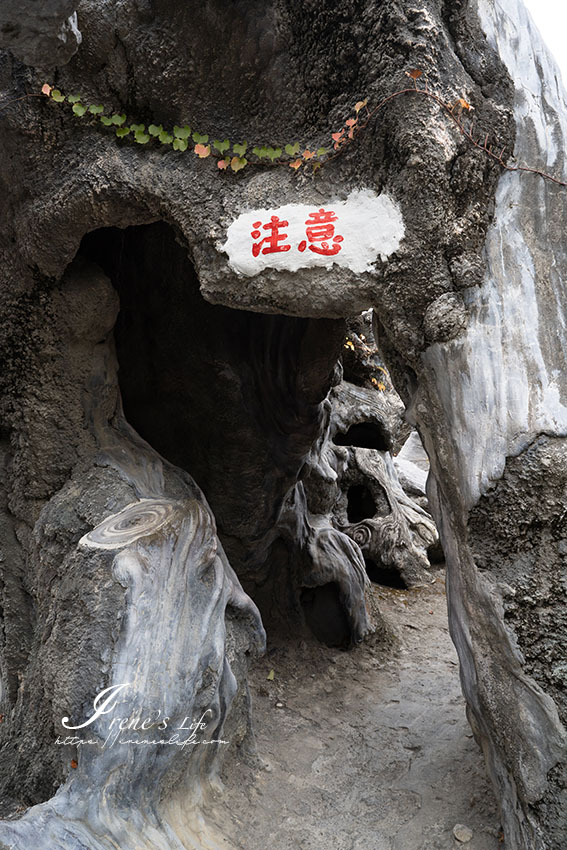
[212,574,500,850]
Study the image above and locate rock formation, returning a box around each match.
[0,1,81,67]
[0,0,566,848]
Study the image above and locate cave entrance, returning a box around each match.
[346,483,376,523]
[334,421,389,451]
[364,557,407,589]
[79,220,349,643]
[80,221,254,483]
[300,583,351,648]
[79,222,343,518]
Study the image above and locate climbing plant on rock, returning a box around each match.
[1,73,565,185]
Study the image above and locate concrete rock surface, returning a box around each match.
[0,0,566,847]
[0,1,80,66]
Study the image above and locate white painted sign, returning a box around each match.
[220,189,405,276]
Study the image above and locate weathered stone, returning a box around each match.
[0,0,566,847]
[423,292,468,345]
[0,1,80,66]
[453,823,474,843]
[324,378,438,588]
[0,260,265,848]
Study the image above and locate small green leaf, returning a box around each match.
[285,142,299,156]
[100,115,113,126]
[159,130,174,145]
[253,146,272,159]
[67,94,82,104]
[174,125,191,140]
[266,147,282,162]
[88,104,104,114]
[316,147,329,157]
[72,103,87,117]
[130,123,145,133]
[111,113,127,126]
[192,131,209,144]
[267,669,275,681]
[116,127,130,138]
[50,89,65,102]
[173,138,188,151]
[148,124,163,137]
[233,142,248,157]
[134,131,150,144]
[213,139,230,155]
[230,156,247,173]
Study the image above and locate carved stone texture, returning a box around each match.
[330,415,438,589]
[300,370,439,592]
[0,259,265,849]
[266,317,439,646]
[0,0,566,847]
[333,317,439,586]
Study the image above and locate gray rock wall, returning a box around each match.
[0,1,80,67]
[418,2,567,845]
[0,0,566,847]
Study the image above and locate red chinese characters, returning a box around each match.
[250,208,345,260]
[298,208,344,256]
[251,215,291,256]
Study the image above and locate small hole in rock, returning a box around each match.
[334,422,389,451]
[300,583,350,647]
[364,558,407,589]
[427,539,445,565]
[347,484,376,523]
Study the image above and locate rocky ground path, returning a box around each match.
[213,574,500,850]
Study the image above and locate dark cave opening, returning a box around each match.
[300,583,351,648]
[79,222,344,517]
[80,222,248,481]
[333,422,389,451]
[364,558,407,589]
[427,539,445,565]
[346,484,376,523]
[78,221,351,645]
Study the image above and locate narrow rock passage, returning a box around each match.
[213,575,499,850]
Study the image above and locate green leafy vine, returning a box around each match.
[40,82,341,173]
[1,72,565,185]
